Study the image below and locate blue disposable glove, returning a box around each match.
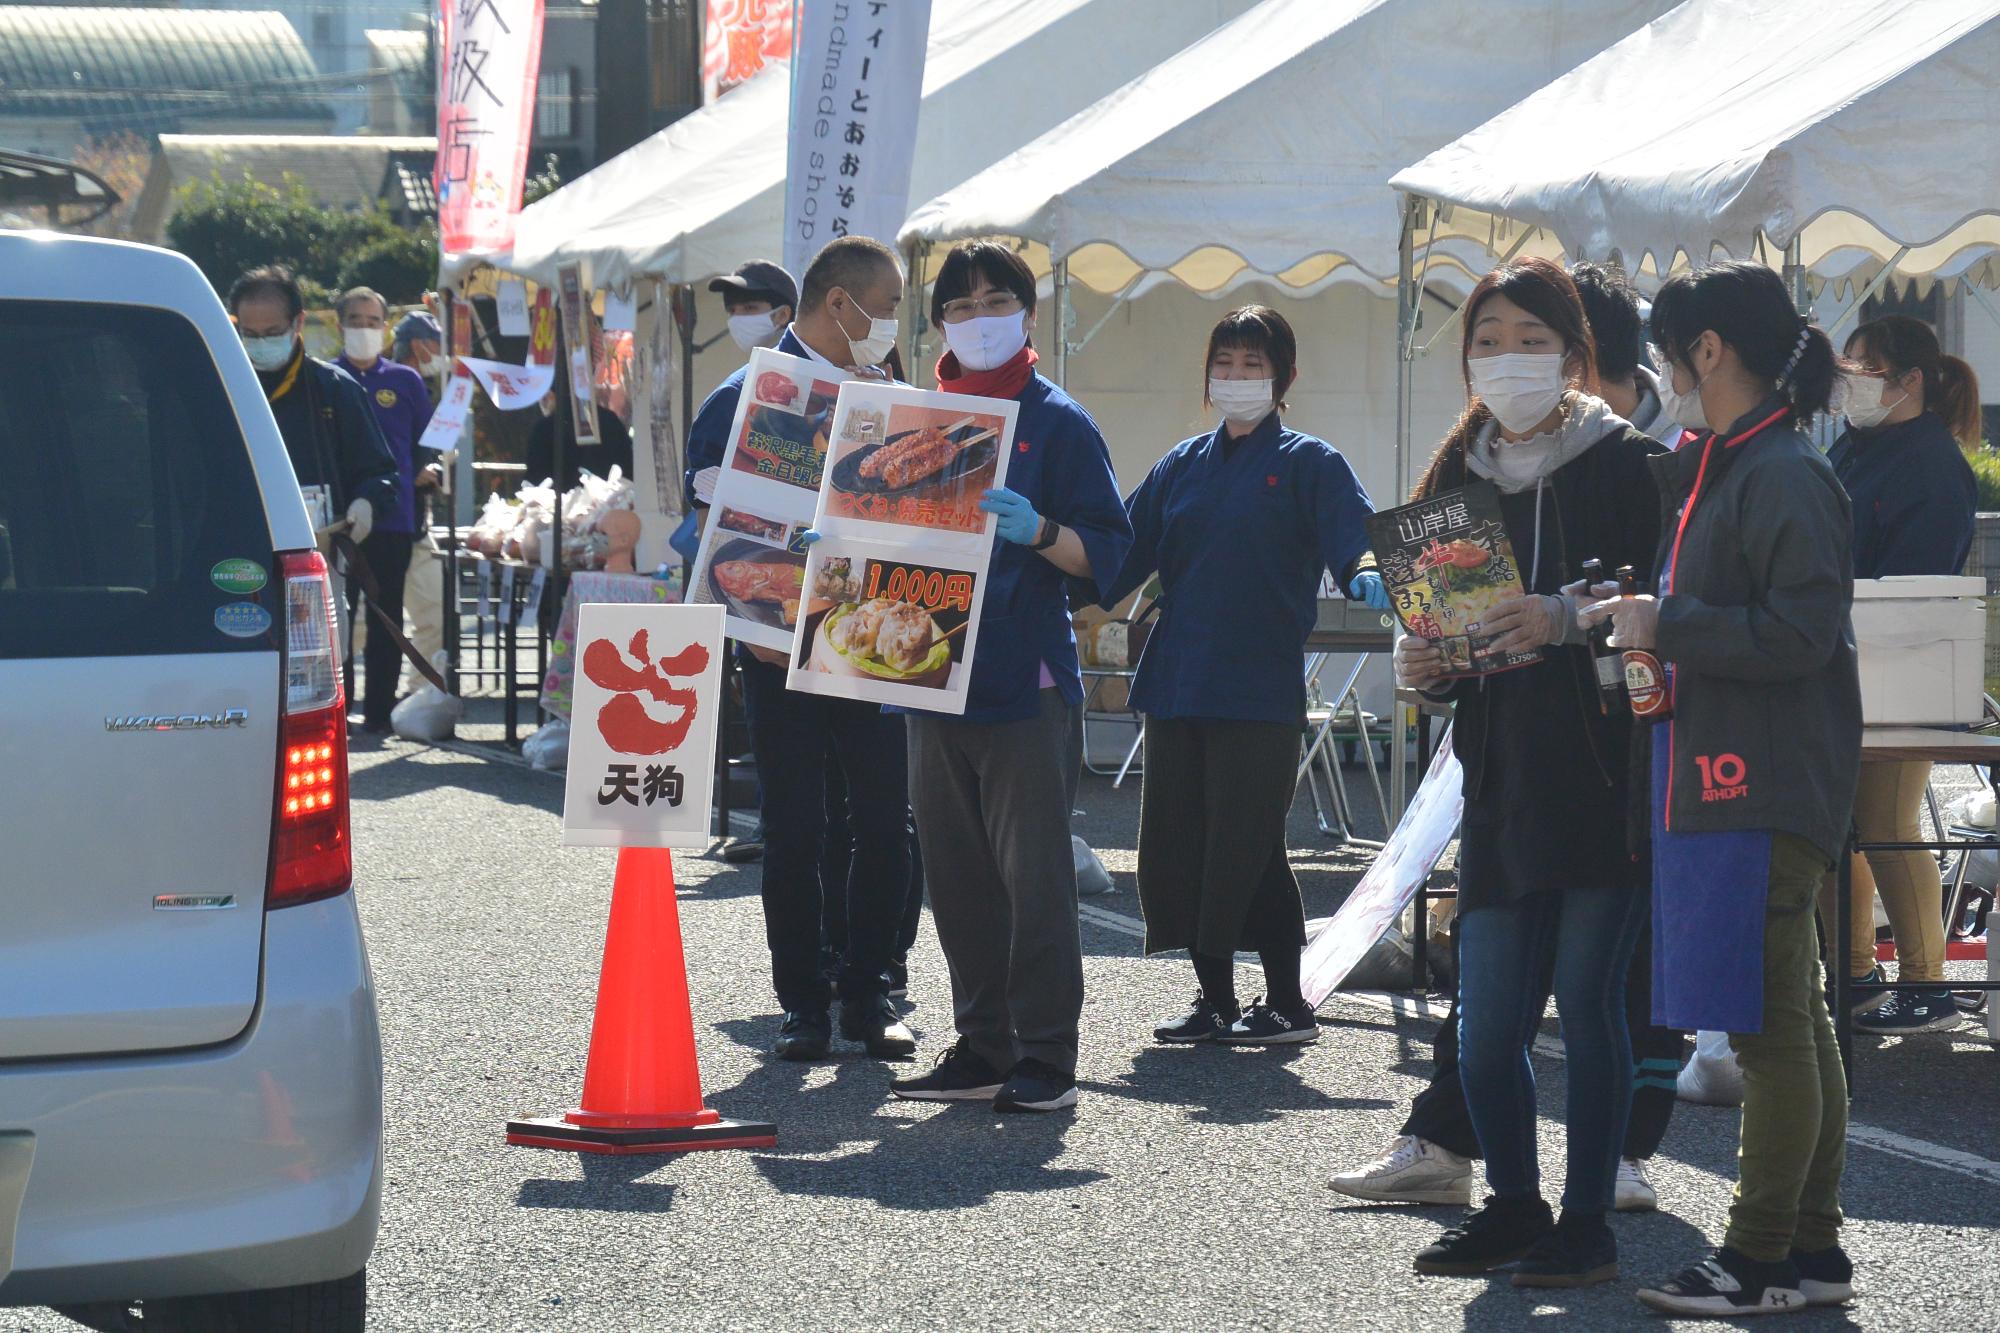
[797,528,822,545]
[1351,570,1391,611]
[980,487,1042,545]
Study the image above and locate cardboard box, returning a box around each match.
[1852,576,1986,725]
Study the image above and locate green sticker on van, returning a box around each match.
[210,559,268,595]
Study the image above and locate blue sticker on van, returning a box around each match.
[213,602,272,639]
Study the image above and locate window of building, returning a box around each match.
[537,69,575,140]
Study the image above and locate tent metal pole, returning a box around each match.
[903,239,923,387]
[1389,195,1420,825]
[1783,236,1810,317]
[1053,257,1070,388]
[1826,246,1912,339]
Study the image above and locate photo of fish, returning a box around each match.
[702,538,807,631]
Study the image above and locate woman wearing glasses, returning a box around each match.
[1105,306,1387,1048]
[887,242,1133,1115]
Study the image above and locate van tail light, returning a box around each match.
[269,549,351,908]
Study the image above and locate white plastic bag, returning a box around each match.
[1073,835,1113,897]
[466,493,517,557]
[1677,1029,1745,1107]
[389,652,462,743]
[523,718,570,771]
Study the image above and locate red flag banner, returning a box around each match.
[702,0,794,101]
[436,0,546,255]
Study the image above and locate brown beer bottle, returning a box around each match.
[1616,564,1672,722]
[1581,558,1624,713]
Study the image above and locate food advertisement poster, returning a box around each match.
[1365,482,1539,677]
[686,346,845,651]
[562,602,723,848]
[787,380,1017,713]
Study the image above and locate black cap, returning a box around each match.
[708,260,798,313]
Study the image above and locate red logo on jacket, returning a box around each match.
[1695,753,1749,803]
[1267,475,1278,487]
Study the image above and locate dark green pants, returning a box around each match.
[1726,832,1846,1261]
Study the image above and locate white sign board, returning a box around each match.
[783,0,933,280]
[1302,729,1462,1005]
[460,356,555,412]
[562,603,724,848]
[785,377,1015,714]
[418,371,476,453]
[496,278,531,336]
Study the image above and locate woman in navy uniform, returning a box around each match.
[1105,306,1386,1047]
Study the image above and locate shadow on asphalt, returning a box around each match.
[1078,1044,1392,1126]
[515,1152,680,1214]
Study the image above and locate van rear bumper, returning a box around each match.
[0,892,382,1306]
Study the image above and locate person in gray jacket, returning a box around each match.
[1584,261,1860,1320]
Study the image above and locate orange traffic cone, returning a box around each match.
[507,846,775,1154]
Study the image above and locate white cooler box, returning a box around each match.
[1851,575,1986,725]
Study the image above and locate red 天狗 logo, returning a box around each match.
[582,629,711,755]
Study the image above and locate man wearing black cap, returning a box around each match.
[710,260,798,352]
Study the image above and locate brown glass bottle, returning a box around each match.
[1581,558,1623,713]
[1617,564,1672,722]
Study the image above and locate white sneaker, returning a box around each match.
[1328,1134,1472,1206]
[1677,1031,1745,1107]
[1615,1157,1658,1213]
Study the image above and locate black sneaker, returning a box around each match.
[889,1038,1005,1101]
[1848,966,1889,1016]
[1219,997,1319,1046]
[1513,1211,1618,1288]
[1154,993,1239,1044]
[885,960,909,999]
[1855,987,1963,1034]
[1414,1195,1554,1276]
[993,1057,1078,1113]
[720,835,764,864]
[1790,1245,1854,1306]
[839,993,917,1058]
[773,1010,831,1062]
[1637,1248,1807,1317]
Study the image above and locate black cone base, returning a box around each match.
[506,1114,776,1155]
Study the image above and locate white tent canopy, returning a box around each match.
[1390,0,2000,289]
[500,0,1260,289]
[898,0,1678,296]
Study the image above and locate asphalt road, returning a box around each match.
[19,734,2000,1331]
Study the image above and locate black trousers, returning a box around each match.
[821,749,924,968]
[1403,906,1683,1161]
[740,656,912,1013]
[346,529,414,727]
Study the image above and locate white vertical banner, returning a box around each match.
[783,0,934,280]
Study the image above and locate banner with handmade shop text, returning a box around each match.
[562,603,724,848]
[686,347,848,652]
[787,377,1014,713]
[436,0,545,255]
[782,0,934,281]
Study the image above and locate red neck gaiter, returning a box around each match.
[936,346,1037,400]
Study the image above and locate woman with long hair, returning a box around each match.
[1585,261,1860,1317]
[1823,315,1978,1036]
[1394,258,1663,1288]
[1106,305,1387,1048]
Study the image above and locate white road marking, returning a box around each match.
[1077,896,2000,1188]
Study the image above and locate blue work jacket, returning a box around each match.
[1105,413,1374,726]
[1829,411,1977,579]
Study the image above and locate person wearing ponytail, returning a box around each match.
[886,242,1133,1115]
[1582,261,1861,1318]
[1822,316,1979,1037]
[1101,306,1385,1051]
[1393,258,1664,1288]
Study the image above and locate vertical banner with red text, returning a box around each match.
[703,0,795,101]
[436,0,546,256]
[783,0,933,281]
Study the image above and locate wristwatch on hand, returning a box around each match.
[1030,516,1061,551]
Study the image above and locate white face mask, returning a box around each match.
[837,297,899,367]
[943,312,1029,373]
[1468,352,1567,435]
[1208,376,1275,427]
[343,327,384,362]
[242,332,296,373]
[728,310,782,351]
[418,353,447,379]
[1657,351,1713,433]
[1843,373,1905,431]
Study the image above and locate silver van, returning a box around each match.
[0,232,382,1330]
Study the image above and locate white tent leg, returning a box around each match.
[1389,197,1421,825]
[1053,257,1070,388]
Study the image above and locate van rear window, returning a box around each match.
[0,300,275,659]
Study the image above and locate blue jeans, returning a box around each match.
[1458,886,1647,1213]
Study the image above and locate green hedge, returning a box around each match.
[167,172,437,306]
